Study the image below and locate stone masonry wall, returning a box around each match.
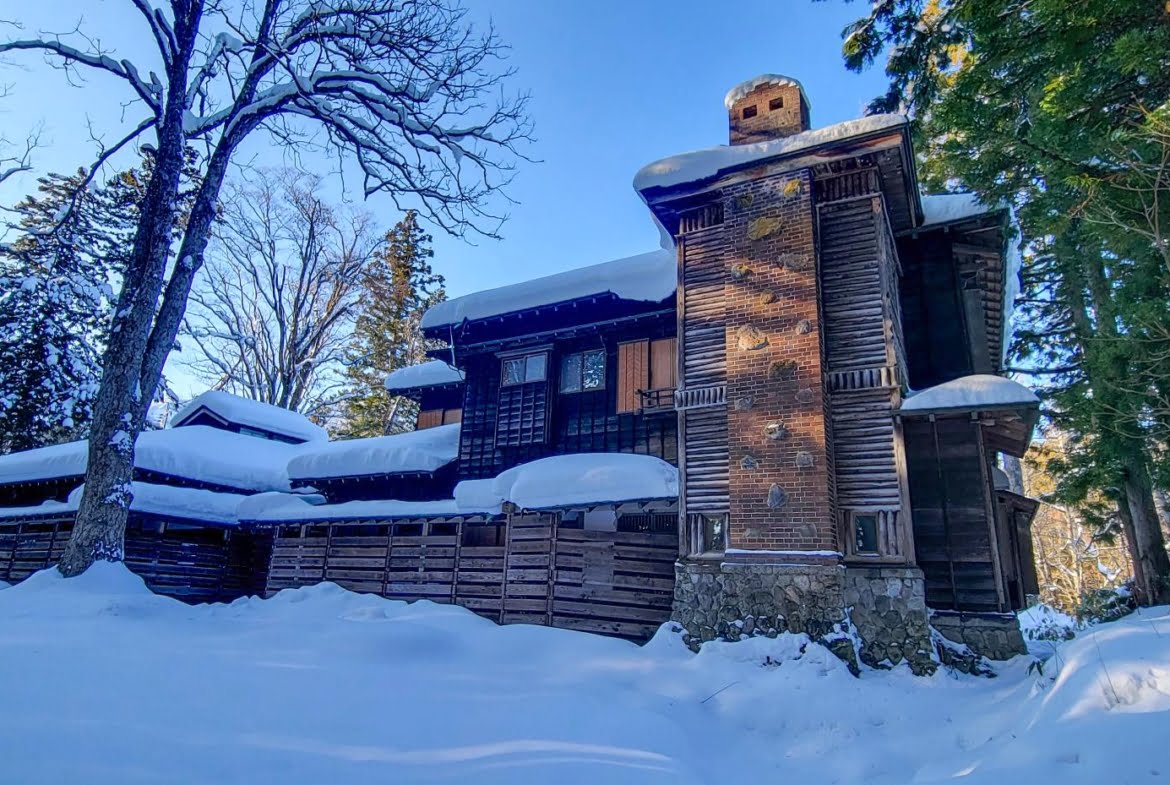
[931,611,1027,661]
[722,168,836,552]
[843,566,933,670]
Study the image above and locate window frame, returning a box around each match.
[559,348,606,394]
[500,351,548,387]
[850,510,881,556]
[741,104,758,119]
[687,512,728,557]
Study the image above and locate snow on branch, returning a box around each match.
[183,0,532,238]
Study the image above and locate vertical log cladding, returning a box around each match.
[723,169,835,551]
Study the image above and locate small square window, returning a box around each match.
[854,513,879,555]
[691,513,727,555]
[769,96,784,111]
[559,349,605,393]
[742,104,758,119]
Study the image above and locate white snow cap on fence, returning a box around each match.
[453,452,679,512]
[384,360,464,392]
[286,423,460,482]
[634,114,907,192]
[0,426,298,492]
[0,482,247,526]
[420,249,676,330]
[723,73,809,109]
[171,390,328,443]
[900,374,1038,413]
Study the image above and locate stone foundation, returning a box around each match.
[673,558,935,675]
[930,610,1027,660]
[843,566,933,672]
[673,559,847,644]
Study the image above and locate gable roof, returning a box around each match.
[170,391,327,444]
[420,249,676,331]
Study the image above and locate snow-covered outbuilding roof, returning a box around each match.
[286,423,460,483]
[384,361,464,393]
[723,73,810,110]
[900,375,1038,414]
[0,426,298,492]
[453,452,679,512]
[634,114,907,193]
[0,482,247,527]
[171,390,327,444]
[420,249,676,330]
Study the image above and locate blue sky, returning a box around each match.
[0,0,888,395]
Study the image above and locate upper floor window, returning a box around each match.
[501,352,547,386]
[560,349,605,393]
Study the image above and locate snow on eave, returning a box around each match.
[723,74,810,110]
[899,374,1039,414]
[919,192,1005,229]
[286,423,460,483]
[633,114,908,193]
[0,482,246,528]
[420,248,676,331]
[0,426,297,492]
[236,494,481,524]
[171,390,327,444]
[384,360,465,393]
[453,453,679,512]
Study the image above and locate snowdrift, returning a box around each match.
[0,564,1166,785]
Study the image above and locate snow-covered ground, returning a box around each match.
[0,568,1167,785]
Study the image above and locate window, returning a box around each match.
[769,96,784,111]
[741,104,758,119]
[688,513,727,556]
[560,349,605,393]
[853,512,879,555]
[501,352,547,386]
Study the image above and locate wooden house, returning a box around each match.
[0,74,1039,665]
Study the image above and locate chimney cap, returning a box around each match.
[724,74,810,110]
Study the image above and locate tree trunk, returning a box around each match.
[59,11,201,577]
[1121,447,1170,604]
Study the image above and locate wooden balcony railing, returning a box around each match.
[639,387,677,414]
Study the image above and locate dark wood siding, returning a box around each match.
[897,232,974,389]
[457,316,678,481]
[904,416,1004,612]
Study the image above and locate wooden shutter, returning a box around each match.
[417,409,443,429]
[649,337,677,390]
[616,340,649,414]
[442,408,462,425]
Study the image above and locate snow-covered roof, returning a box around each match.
[900,375,1038,414]
[171,390,328,444]
[634,114,907,192]
[420,249,676,330]
[384,361,464,392]
[0,425,298,492]
[286,423,460,482]
[236,494,473,523]
[453,452,679,512]
[0,482,247,527]
[723,74,809,110]
[920,193,1000,228]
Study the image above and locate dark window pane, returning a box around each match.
[502,358,526,385]
[561,353,582,392]
[526,353,547,382]
[583,350,605,390]
[742,104,757,119]
[702,514,726,553]
[855,514,879,554]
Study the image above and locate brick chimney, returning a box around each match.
[726,75,811,145]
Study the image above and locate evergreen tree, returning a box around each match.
[341,211,445,438]
[0,170,120,452]
[831,0,1170,601]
